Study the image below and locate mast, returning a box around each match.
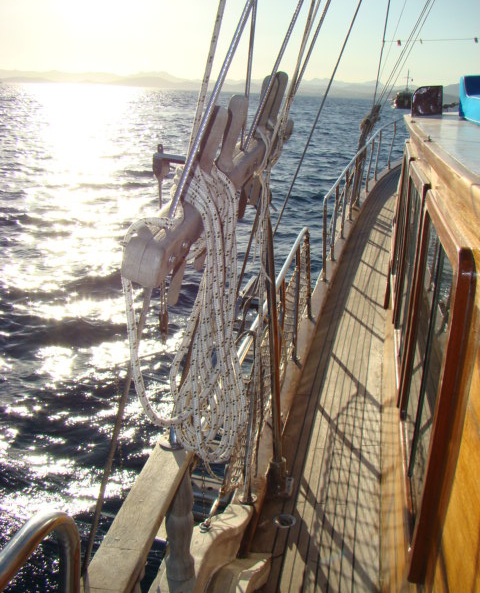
[405,69,413,91]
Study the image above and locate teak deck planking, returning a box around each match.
[251,169,399,592]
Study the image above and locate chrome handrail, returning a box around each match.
[0,510,81,592]
[237,226,311,365]
[323,117,402,206]
[237,225,311,498]
[322,117,402,281]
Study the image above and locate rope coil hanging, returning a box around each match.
[122,165,248,468]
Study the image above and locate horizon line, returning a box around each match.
[0,67,461,88]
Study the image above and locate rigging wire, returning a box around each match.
[290,0,321,91]
[188,0,227,155]
[282,0,328,113]
[379,12,423,99]
[241,0,257,148]
[274,0,365,235]
[82,289,152,575]
[373,0,391,106]
[386,36,479,43]
[378,0,436,107]
[245,0,305,149]
[382,0,438,107]
[238,0,332,294]
[273,0,326,146]
[293,0,332,96]
[379,0,408,83]
[169,0,255,219]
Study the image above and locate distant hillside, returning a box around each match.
[0,69,121,85]
[0,69,460,101]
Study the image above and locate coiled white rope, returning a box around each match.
[123,164,247,466]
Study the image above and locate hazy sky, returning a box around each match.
[0,0,478,86]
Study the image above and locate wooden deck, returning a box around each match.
[250,169,400,592]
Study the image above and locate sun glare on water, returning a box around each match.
[30,82,144,203]
[6,83,151,290]
[8,82,154,383]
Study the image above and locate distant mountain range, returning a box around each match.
[0,69,460,102]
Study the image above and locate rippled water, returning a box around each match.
[0,82,406,590]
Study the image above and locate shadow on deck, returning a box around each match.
[251,168,400,592]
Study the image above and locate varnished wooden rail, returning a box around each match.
[83,445,194,593]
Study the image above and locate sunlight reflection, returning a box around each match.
[6,83,157,295]
[89,340,129,370]
[25,453,73,479]
[32,83,143,179]
[0,82,189,551]
[4,405,32,418]
[0,465,137,522]
[65,467,138,503]
[33,297,124,323]
[0,357,12,371]
[37,346,75,381]
[0,494,67,523]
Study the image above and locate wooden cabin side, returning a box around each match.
[382,113,480,592]
[433,304,480,590]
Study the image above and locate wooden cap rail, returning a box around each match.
[83,444,193,592]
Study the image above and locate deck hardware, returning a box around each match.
[273,514,296,529]
[160,427,183,451]
[199,520,212,533]
[239,492,257,505]
[265,216,289,497]
[122,80,291,292]
[152,144,185,208]
[268,462,294,499]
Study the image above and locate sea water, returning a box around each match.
[0,82,406,590]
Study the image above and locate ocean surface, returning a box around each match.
[0,82,406,591]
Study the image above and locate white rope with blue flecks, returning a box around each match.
[122,164,247,467]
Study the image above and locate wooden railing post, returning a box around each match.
[292,247,301,361]
[374,130,382,180]
[304,232,312,319]
[366,139,375,193]
[322,198,328,282]
[164,472,195,592]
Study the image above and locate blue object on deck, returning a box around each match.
[459,75,480,125]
